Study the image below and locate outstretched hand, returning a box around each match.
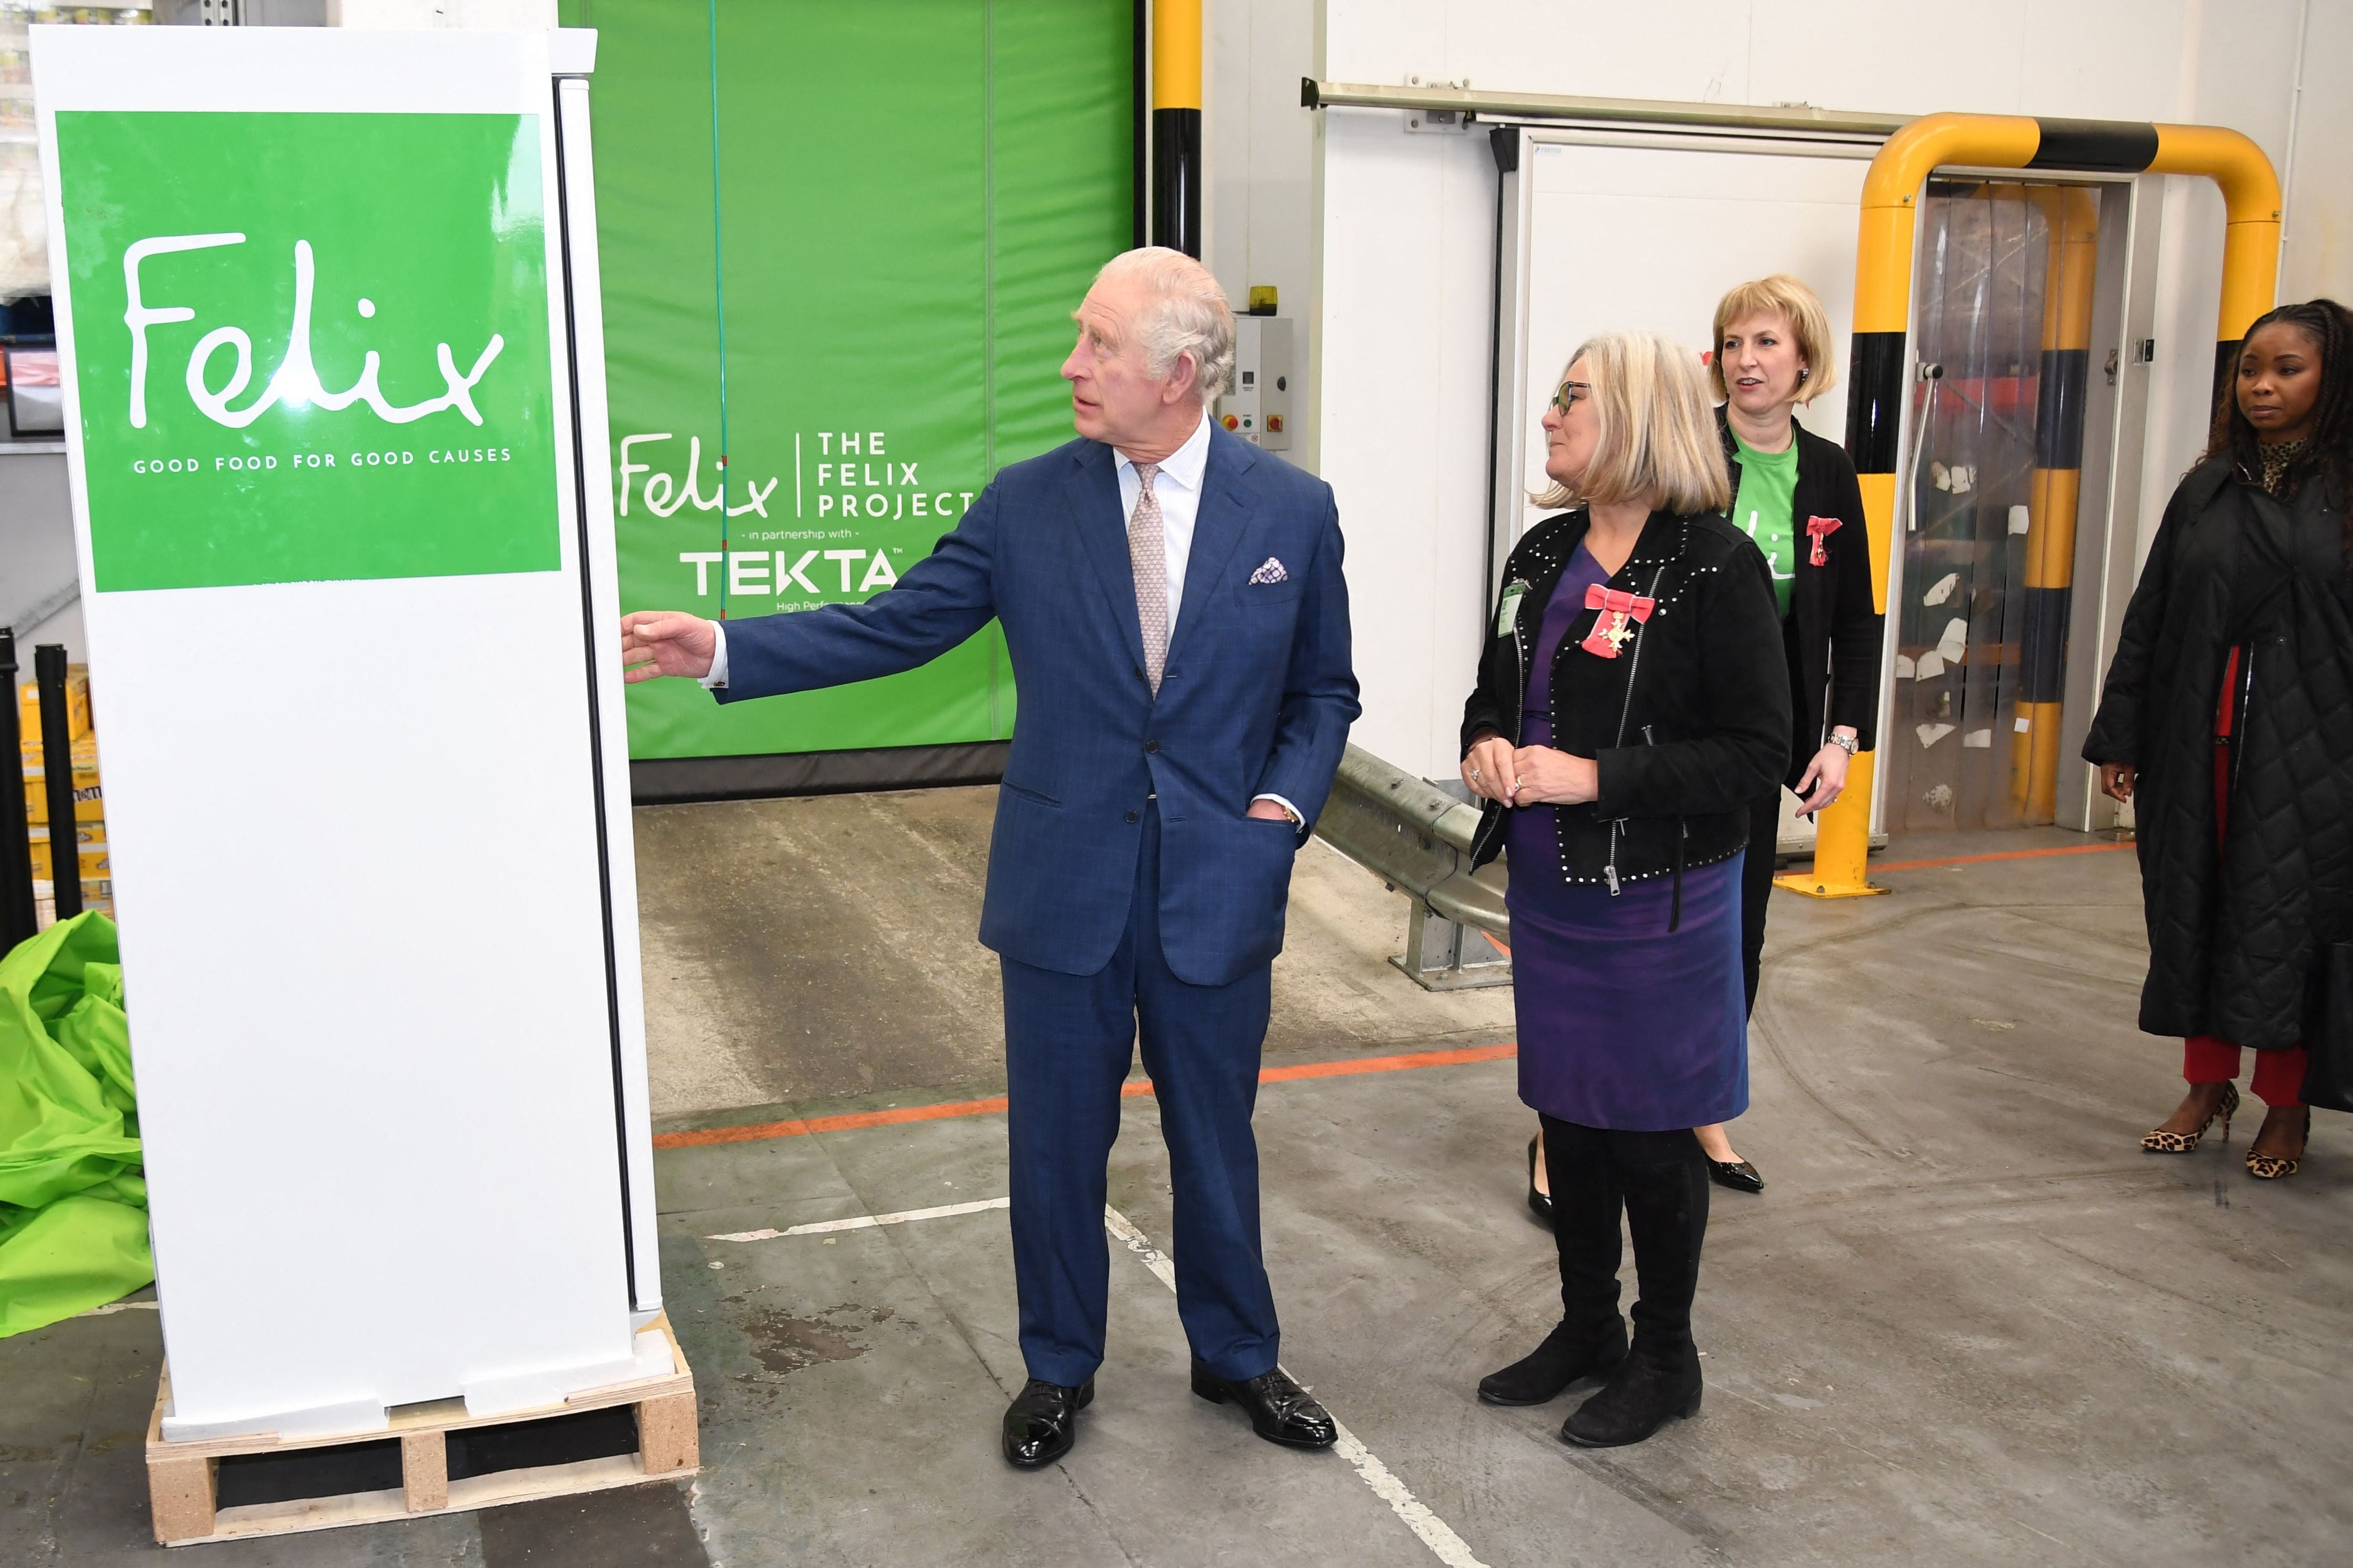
[621,611,717,683]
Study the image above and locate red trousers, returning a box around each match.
[2184,645,2307,1107]
[2183,1035,2307,1107]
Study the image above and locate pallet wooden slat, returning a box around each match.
[146,1313,698,1547]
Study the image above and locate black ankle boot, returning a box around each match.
[1559,1335,1701,1447]
[1477,1317,1627,1407]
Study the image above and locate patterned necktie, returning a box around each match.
[1129,461,1169,694]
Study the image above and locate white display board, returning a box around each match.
[1493,129,1879,845]
[32,24,660,1440]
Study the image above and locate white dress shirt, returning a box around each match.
[1113,404,1211,635]
[702,406,1299,823]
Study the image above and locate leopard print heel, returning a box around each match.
[2142,1081,2239,1154]
[2245,1105,2311,1180]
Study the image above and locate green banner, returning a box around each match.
[56,111,559,592]
[571,0,1133,762]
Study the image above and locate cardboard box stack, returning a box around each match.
[18,663,108,923]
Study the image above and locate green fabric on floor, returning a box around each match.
[0,914,151,1337]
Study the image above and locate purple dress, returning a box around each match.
[1505,544,1748,1131]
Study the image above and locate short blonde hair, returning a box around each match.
[1710,274,1838,405]
[1534,331,1733,516]
[1091,247,1237,400]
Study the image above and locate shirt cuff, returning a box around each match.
[699,620,729,689]
[1252,792,1304,827]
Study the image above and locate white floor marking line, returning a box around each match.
[706,1195,1010,1243]
[1101,1203,1492,1568]
[71,1299,160,1319]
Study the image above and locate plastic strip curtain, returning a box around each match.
[1889,182,2097,832]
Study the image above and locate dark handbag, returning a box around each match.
[2299,941,2353,1113]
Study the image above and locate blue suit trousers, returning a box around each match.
[1000,804,1280,1388]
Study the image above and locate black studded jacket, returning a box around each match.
[1460,506,1793,893]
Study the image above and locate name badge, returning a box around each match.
[1496,579,1530,638]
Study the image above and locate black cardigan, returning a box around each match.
[1717,406,1884,783]
[1460,506,1792,893]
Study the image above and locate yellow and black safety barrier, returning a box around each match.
[1782,113,2281,900]
[1151,0,1202,256]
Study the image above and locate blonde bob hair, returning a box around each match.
[1709,273,1837,405]
[1533,331,1733,516]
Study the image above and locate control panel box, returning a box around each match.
[1215,316,1293,451]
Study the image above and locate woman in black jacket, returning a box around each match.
[1462,330,1790,1447]
[1703,274,1885,1189]
[1522,279,1881,1216]
[2085,299,2353,1180]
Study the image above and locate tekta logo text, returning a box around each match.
[123,233,503,430]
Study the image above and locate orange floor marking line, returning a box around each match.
[1870,841,2134,874]
[653,1042,1520,1150]
[656,1095,1010,1149]
[1258,1041,1518,1083]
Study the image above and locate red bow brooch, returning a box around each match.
[1805,514,1841,567]
[1581,583,1655,658]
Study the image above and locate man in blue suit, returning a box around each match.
[622,247,1359,1469]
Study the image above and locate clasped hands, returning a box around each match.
[1461,734,1597,806]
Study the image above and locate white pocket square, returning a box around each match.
[1248,557,1289,585]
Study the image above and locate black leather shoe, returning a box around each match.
[1706,1158,1764,1194]
[1001,1376,1093,1469]
[1190,1361,1337,1449]
[1560,1342,1702,1448]
[1527,1136,1555,1226]
[1477,1316,1627,1406]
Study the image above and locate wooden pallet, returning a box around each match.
[145,1313,699,1547]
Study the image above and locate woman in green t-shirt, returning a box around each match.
[1703,274,1883,1188]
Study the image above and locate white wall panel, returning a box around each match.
[1511,140,1867,532]
[1316,110,1493,776]
[2280,0,2353,303]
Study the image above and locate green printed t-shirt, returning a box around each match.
[1731,432,1799,617]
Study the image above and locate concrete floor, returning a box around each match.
[8,786,2351,1566]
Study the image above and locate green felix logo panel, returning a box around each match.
[57,111,561,592]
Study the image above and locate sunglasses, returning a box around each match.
[1550,379,1592,414]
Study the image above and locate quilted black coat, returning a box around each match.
[2082,458,2353,1054]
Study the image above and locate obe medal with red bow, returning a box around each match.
[1580,582,1656,659]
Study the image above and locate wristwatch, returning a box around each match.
[1827,733,1860,755]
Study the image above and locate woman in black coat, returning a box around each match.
[1461,330,1790,1446]
[2084,299,2353,1180]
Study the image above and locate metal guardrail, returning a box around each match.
[1313,744,1511,990]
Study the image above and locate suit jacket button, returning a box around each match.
[1145,739,1161,754]
[1125,809,1140,823]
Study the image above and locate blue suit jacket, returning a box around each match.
[716,424,1360,987]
